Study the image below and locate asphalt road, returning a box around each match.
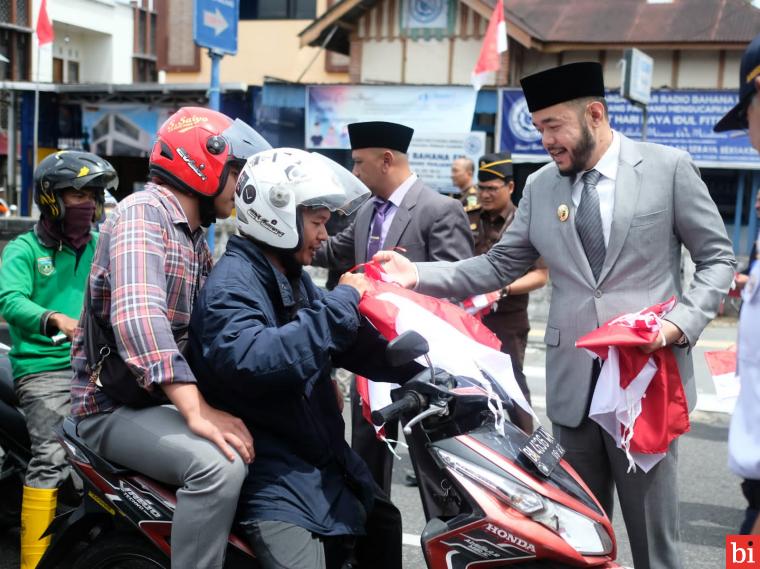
[0,318,745,568]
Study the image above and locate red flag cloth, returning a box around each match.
[575,297,690,472]
[471,0,507,90]
[358,261,500,350]
[352,262,536,440]
[460,291,501,319]
[36,0,54,46]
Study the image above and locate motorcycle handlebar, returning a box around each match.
[371,391,424,426]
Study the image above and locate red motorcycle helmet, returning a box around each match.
[149,106,270,199]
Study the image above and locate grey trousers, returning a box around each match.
[553,418,682,569]
[78,405,247,569]
[15,370,73,488]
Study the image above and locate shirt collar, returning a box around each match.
[574,130,620,185]
[147,183,192,228]
[387,173,418,207]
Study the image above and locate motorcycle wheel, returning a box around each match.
[70,532,169,569]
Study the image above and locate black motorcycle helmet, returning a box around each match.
[34,150,119,222]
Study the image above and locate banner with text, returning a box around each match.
[306,85,477,150]
[500,89,760,168]
[408,131,486,193]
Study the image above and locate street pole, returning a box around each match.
[207,48,222,252]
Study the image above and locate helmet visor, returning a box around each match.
[223,119,272,163]
[305,152,370,216]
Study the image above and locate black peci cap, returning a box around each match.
[478,152,513,182]
[520,62,606,113]
[347,121,414,153]
[714,33,760,132]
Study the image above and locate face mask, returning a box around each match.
[61,202,96,249]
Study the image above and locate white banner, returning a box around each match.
[306,85,477,150]
[408,131,486,193]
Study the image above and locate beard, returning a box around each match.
[557,121,597,177]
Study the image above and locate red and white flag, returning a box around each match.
[36,0,54,46]
[460,290,501,319]
[355,262,535,443]
[471,0,508,90]
[575,297,690,473]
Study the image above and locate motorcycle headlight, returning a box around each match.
[433,449,545,515]
[433,448,612,556]
[533,500,613,556]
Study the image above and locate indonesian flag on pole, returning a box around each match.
[36,0,54,46]
[355,262,536,443]
[471,0,508,90]
[575,297,690,473]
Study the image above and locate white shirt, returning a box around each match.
[571,131,621,247]
[729,230,760,479]
[377,173,418,246]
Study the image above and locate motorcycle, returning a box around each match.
[0,334,80,530]
[0,341,28,528]
[38,330,622,568]
[373,331,622,568]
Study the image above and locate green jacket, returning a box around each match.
[0,228,97,380]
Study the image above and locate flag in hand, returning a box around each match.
[575,297,690,473]
[36,0,54,46]
[471,0,508,90]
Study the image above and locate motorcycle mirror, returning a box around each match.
[386,331,430,367]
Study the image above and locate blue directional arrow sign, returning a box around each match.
[193,0,239,54]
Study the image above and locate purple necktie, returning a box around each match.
[366,199,393,259]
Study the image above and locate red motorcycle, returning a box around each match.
[38,331,622,568]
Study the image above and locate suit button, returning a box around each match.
[594,290,602,298]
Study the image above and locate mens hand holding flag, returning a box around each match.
[471,0,508,90]
[354,261,536,444]
[575,297,690,473]
[36,0,54,46]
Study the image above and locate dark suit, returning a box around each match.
[313,178,473,495]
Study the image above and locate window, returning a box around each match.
[133,1,157,81]
[67,60,79,83]
[239,0,316,20]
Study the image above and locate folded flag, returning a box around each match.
[355,262,536,442]
[575,297,690,473]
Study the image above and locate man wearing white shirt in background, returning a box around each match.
[714,32,760,536]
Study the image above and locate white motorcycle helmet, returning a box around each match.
[235,148,370,251]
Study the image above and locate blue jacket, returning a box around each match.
[188,235,417,536]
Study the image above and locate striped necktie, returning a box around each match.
[366,199,393,259]
[575,169,606,282]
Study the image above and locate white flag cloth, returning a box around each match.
[471,0,508,90]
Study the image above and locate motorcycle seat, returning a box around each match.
[60,417,134,476]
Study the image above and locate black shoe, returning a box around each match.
[404,472,418,487]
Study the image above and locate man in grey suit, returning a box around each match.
[374,63,735,569]
[313,120,473,496]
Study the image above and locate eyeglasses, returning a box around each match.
[477,183,506,193]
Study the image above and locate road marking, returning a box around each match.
[525,369,734,414]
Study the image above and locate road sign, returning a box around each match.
[621,48,654,106]
[193,0,239,55]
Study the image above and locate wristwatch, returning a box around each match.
[500,285,511,299]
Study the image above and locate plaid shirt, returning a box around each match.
[71,184,212,418]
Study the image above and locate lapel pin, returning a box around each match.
[558,204,569,222]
